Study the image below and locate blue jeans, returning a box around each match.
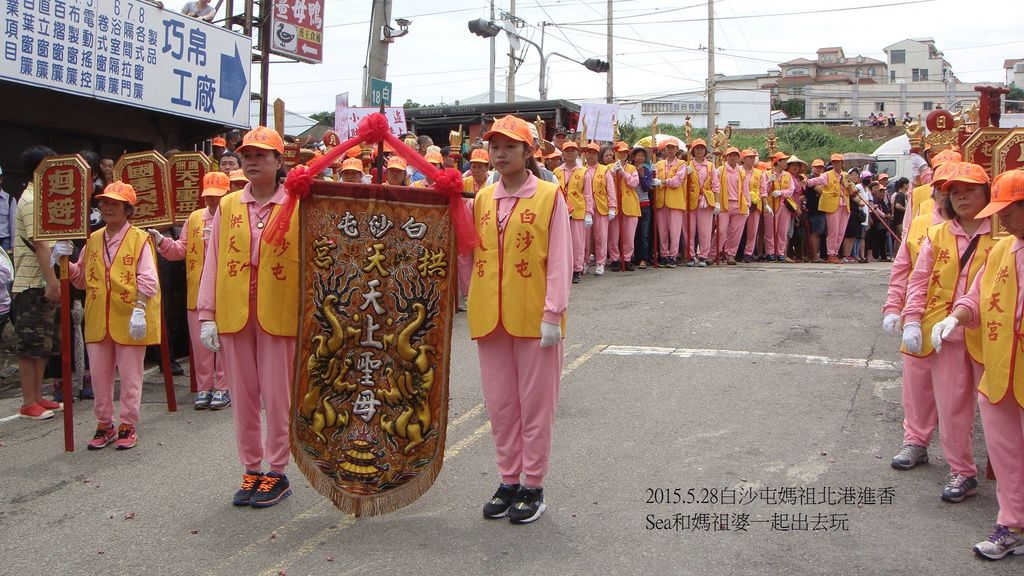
[634,205,652,263]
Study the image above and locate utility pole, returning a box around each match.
[363,0,392,106]
[489,0,495,104]
[706,0,715,132]
[507,0,516,103]
[606,0,613,103]
[258,0,269,125]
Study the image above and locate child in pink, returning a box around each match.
[685,140,719,267]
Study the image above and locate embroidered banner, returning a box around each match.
[33,154,92,242]
[114,151,174,228]
[168,151,212,224]
[292,180,455,516]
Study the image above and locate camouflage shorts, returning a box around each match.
[12,288,59,358]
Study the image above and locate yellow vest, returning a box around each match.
[184,209,208,310]
[588,164,611,216]
[463,175,487,195]
[911,184,933,219]
[973,236,1024,407]
[718,165,748,215]
[655,159,686,210]
[742,167,763,211]
[214,192,300,337]
[818,170,843,214]
[904,212,934,269]
[554,165,586,220]
[468,179,566,339]
[767,171,793,213]
[618,164,641,217]
[83,226,162,345]
[687,160,716,210]
[901,220,992,358]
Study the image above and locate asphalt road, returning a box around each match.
[1,261,1019,575]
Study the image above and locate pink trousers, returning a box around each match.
[656,208,684,259]
[220,311,296,473]
[978,393,1024,528]
[717,209,746,259]
[744,209,762,257]
[764,205,792,257]
[88,336,146,427]
[825,206,850,257]
[570,219,587,273]
[187,309,225,392]
[902,338,981,476]
[687,207,714,260]
[608,215,638,262]
[477,327,563,487]
[592,213,610,265]
[457,252,473,300]
[900,354,938,448]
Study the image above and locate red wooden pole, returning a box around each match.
[59,258,74,451]
[159,303,177,412]
[187,333,197,394]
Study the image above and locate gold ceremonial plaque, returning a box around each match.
[962,128,1009,178]
[114,151,174,228]
[991,128,1024,176]
[168,151,212,224]
[32,154,92,242]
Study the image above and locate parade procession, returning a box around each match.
[3,0,1024,574]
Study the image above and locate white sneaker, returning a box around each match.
[974,525,1024,560]
[594,264,604,276]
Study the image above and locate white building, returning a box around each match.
[1004,59,1024,88]
[883,39,956,84]
[609,89,774,130]
[803,82,997,123]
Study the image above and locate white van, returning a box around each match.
[872,134,915,182]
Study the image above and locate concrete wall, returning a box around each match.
[601,89,773,130]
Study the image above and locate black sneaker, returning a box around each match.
[508,487,546,524]
[609,261,621,272]
[249,472,292,508]
[571,271,582,284]
[624,262,635,271]
[482,483,521,519]
[232,471,264,506]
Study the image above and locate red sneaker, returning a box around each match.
[19,403,55,420]
[87,424,117,450]
[38,399,64,412]
[114,424,137,450]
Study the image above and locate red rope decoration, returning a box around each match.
[264,113,480,253]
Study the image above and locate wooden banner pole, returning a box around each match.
[59,257,74,451]
[159,302,177,412]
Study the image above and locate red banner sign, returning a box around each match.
[32,154,91,241]
[992,128,1024,176]
[269,0,324,63]
[114,151,174,228]
[962,128,1010,178]
[169,152,212,223]
[284,143,302,168]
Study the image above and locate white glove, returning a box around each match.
[772,190,782,198]
[613,160,623,173]
[50,240,74,266]
[539,321,561,348]
[901,322,922,354]
[147,228,164,247]
[882,313,902,337]
[129,307,147,341]
[200,321,221,352]
[652,178,663,187]
[608,209,617,221]
[764,204,774,216]
[584,213,593,228]
[931,316,959,353]
[713,203,721,216]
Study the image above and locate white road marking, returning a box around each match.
[601,345,900,371]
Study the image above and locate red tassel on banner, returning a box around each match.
[264,113,480,254]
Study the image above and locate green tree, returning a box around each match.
[309,111,334,126]
[1008,86,1024,113]
[778,99,805,119]
[403,99,422,109]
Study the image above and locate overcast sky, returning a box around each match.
[262,0,1023,116]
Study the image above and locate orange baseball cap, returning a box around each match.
[484,115,534,145]
[978,170,1024,219]
[470,149,490,164]
[211,136,227,147]
[830,153,844,163]
[345,146,362,159]
[931,162,956,186]
[201,172,230,197]
[96,181,138,205]
[238,126,285,155]
[584,141,601,153]
[940,162,990,191]
[771,151,788,165]
[228,169,248,183]
[425,151,444,165]
[386,157,408,171]
[812,158,825,168]
[340,158,363,173]
[689,138,707,150]
[657,137,680,150]
[878,173,890,181]
[931,149,962,168]
[614,141,629,153]
[561,140,579,151]
[724,146,740,157]
[741,148,757,159]
[544,150,563,160]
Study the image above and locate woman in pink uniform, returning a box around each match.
[608,147,642,271]
[715,147,746,265]
[582,142,616,276]
[901,162,992,504]
[934,169,1024,560]
[197,126,299,509]
[56,182,160,451]
[685,139,719,267]
[151,172,229,410]
[881,163,952,471]
[763,152,795,262]
[468,115,571,524]
[553,141,591,283]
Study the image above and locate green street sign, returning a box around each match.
[370,77,392,107]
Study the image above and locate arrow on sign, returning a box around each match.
[301,44,318,56]
[219,45,247,115]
